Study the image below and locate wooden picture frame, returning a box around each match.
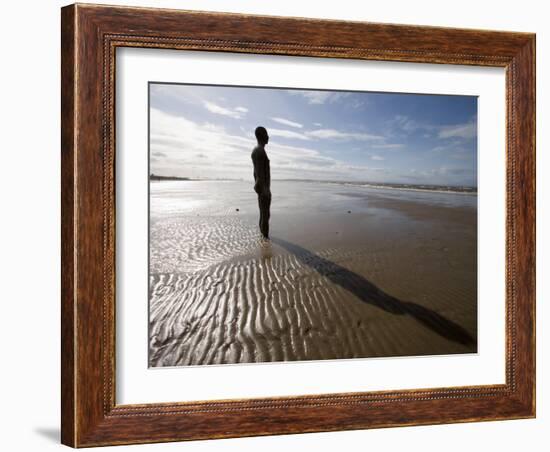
[61,3,535,447]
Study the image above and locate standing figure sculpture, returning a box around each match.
[251,126,271,239]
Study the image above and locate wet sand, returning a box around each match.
[149,180,477,367]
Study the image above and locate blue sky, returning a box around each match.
[149,83,477,186]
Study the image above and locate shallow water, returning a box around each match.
[150,180,476,219]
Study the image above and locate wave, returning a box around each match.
[326,181,477,195]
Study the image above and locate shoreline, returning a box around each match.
[149,177,477,195]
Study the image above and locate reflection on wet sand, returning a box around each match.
[271,237,474,346]
[149,180,477,367]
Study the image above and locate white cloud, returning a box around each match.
[390,114,478,169]
[203,101,247,119]
[269,128,311,141]
[150,108,388,181]
[271,117,303,128]
[150,108,252,174]
[371,143,404,149]
[306,128,383,141]
[263,126,386,143]
[431,141,463,153]
[287,90,350,105]
[431,143,475,162]
[392,114,477,141]
[438,122,477,139]
[150,84,198,104]
[371,155,384,161]
[391,115,424,133]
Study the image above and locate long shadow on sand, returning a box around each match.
[271,237,475,347]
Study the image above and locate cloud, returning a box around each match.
[287,90,350,105]
[392,114,477,141]
[391,115,425,133]
[370,143,404,149]
[431,167,470,176]
[149,108,392,181]
[306,128,383,141]
[150,84,196,102]
[269,128,311,141]
[265,126,385,143]
[150,82,477,186]
[431,141,463,153]
[271,117,303,128]
[203,101,247,119]
[431,140,476,160]
[400,166,475,185]
[150,108,253,171]
[438,121,477,139]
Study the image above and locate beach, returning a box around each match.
[149,180,477,367]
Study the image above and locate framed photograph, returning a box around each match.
[61,3,535,447]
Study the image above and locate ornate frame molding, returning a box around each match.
[61,4,535,447]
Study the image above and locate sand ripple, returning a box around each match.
[150,217,259,273]
[149,242,476,367]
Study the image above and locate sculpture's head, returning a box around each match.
[255,126,269,145]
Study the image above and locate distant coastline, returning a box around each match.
[149,174,191,181]
[331,181,477,195]
[149,174,476,194]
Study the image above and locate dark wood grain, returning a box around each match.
[60,5,76,447]
[61,3,536,447]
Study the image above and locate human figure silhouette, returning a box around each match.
[251,126,271,238]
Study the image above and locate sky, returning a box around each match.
[149,83,477,187]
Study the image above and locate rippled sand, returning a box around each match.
[149,180,477,367]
